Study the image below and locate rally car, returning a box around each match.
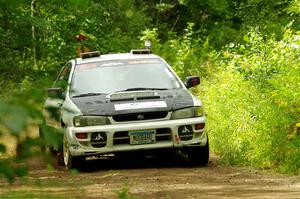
[43,48,208,170]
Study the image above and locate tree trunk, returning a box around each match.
[31,0,37,69]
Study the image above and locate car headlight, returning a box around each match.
[73,115,110,127]
[171,107,204,119]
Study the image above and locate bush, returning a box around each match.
[200,29,300,172]
[0,83,61,183]
[201,69,288,167]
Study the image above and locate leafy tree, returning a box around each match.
[0,0,150,182]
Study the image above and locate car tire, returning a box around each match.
[63,133,84,170]
[56,150,65,166]
[47,147,64,167]
[185,136,209,166]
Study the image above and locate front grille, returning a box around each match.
[156,128,172,141]
[112,112,168,122]
[113,128,172,145]
[113,131,129,145]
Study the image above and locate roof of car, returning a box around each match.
[75,52,161,65]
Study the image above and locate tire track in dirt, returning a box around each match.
[1,155,300,199]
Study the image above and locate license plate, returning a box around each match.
[129,130,156,145]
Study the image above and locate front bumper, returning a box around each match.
[66,117,207,157]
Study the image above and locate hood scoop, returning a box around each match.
[136,95,160,100]
[108,91,158,102]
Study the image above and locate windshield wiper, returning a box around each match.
[115,87,168,92]
[72,92,106,98]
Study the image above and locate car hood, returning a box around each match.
[71,89,195,116]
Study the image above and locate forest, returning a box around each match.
[0,0,300,183]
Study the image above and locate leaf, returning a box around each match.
[14,166,28,177]
[41,124,63,150]
[0,144,6,154]
[68,0,89,8]
[0,160,15,183]
[2,106,29,135]
[243,35,250,43]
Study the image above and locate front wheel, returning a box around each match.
[185,137,209,166]
[63,134,84,170]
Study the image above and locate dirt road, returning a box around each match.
[1,154,300,199]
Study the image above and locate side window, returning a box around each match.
[54,62,72,91]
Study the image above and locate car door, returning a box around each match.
[44,62,72,128]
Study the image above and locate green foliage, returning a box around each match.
[288,0,300,15]
[202,70,288,167]
[201,29,300,171]
[0,158,28,184]
[0,143,6,153]
[114,182,137,199]
[155,3,174,12]
[39,123,63,151]
[0,0,150,82]
[0,86,61,183]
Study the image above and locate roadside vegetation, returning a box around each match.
[0,0,300,183]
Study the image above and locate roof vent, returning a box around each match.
[130,49,152,55]
[80,51,101,59]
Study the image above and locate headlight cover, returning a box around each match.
[171,107,204,119]
[73,115,110,127]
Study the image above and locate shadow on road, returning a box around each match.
[77,151,207,172]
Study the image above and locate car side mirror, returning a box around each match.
[48,87,64,99]
[184,76,200,88]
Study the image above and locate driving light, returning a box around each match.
[74,115,110,127]
[171,107,204,119]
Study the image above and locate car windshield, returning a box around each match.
[70,58,181,97]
